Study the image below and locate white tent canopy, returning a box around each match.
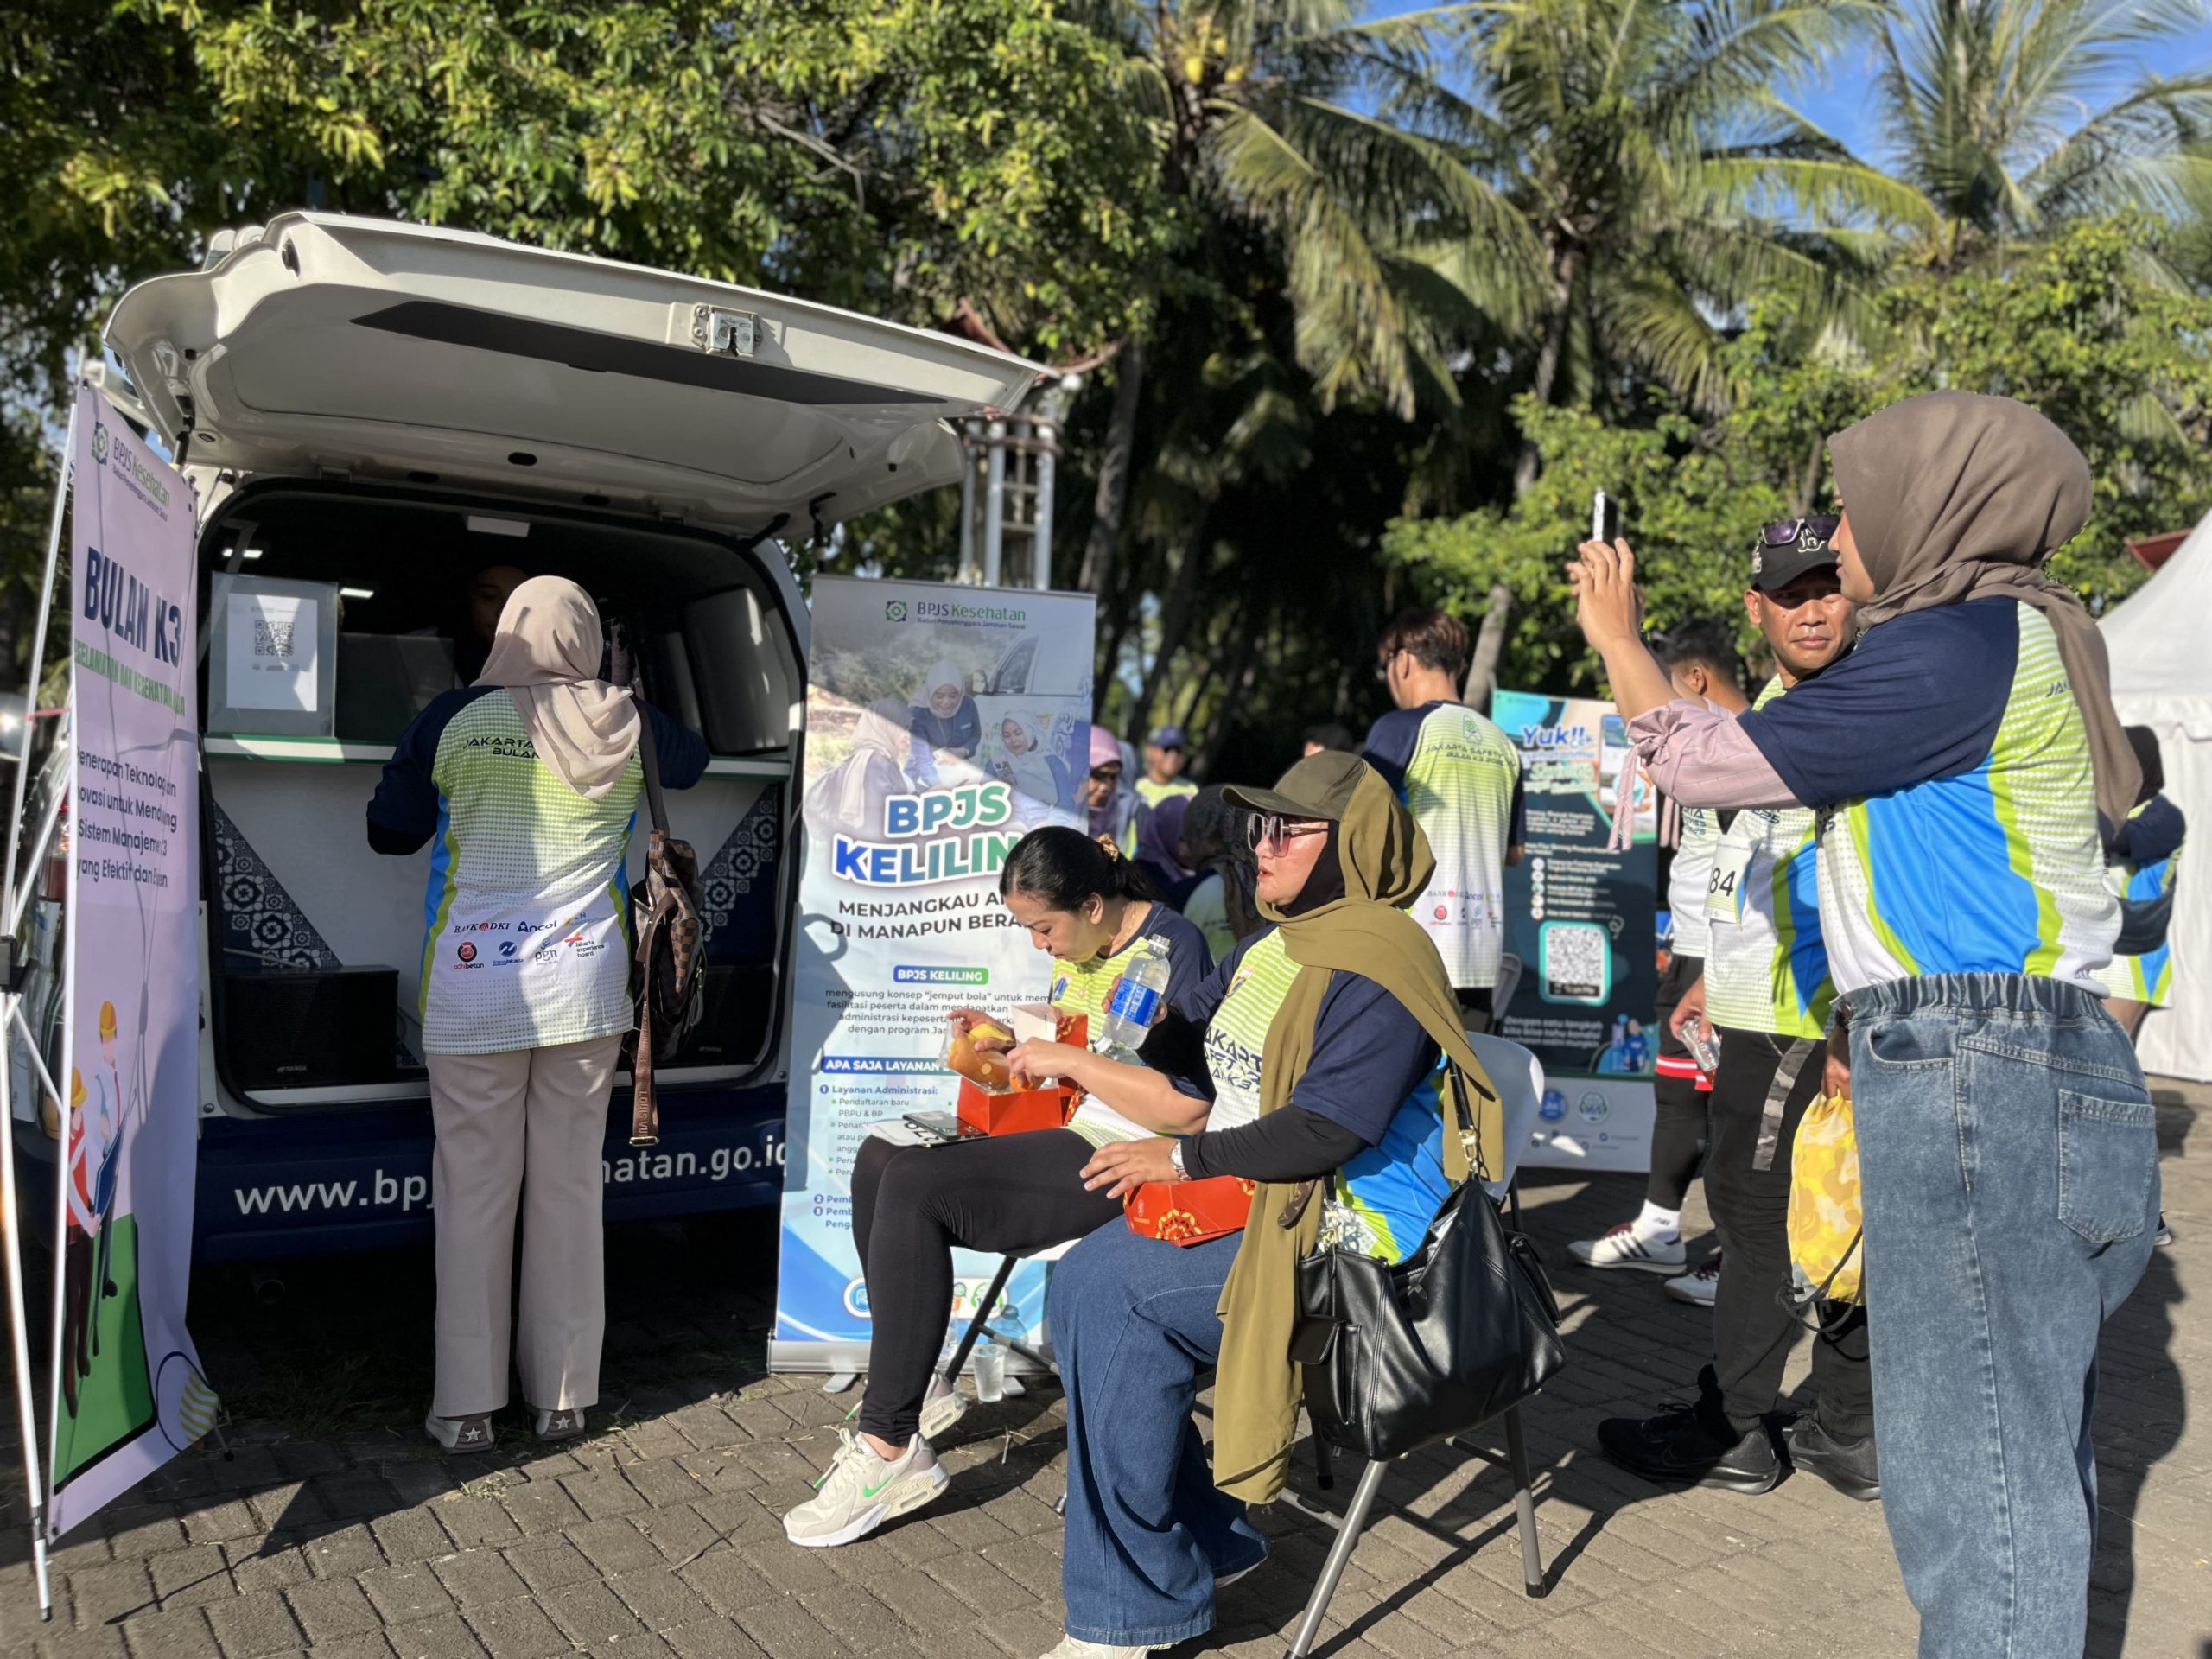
[2100,514,2212,1082]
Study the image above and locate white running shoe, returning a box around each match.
[1663,1251,1722,1307]
[1038,1640,1155,1658]
[783,1428,949,1548]
[1567,1221,1686,1274]
[919,1372,967,1440]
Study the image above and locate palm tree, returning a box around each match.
[1071,1,1514,636]
[1415,0,1911,491]
[1863,0,2212,271]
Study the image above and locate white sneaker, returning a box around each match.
[1038,1640,1155,1658]
[783,1428,949,1548]
[919,1372,967,1440]
[1567,1221,1685,1274]
[1663,1251,1722,1307]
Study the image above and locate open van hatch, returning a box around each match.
[104,213,1043,531]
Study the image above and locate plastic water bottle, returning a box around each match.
[972,1338,1007,1404]
[1103,938,1172,1055]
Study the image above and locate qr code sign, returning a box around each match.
[1543,922,1609,1002]
[252,619,295,658]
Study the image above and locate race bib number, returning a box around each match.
[1706,840,1753,923]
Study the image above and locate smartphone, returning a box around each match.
[903,1109,984,1145]
[1592,490,1621,546]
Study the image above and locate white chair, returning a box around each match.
[1281,1033,1556,1658]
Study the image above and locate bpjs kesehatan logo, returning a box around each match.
[89,416,174,512]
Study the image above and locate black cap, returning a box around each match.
[1750,515,1840,593]
[1222,751,1368,823]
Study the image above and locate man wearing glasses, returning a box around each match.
[1361,608,1525,1028]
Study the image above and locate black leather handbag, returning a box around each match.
[1289,1069,1567,1461]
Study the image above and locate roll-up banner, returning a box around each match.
[772,579,1096,1374]
[1491,689,1658,1173]
[49,386,215,1536]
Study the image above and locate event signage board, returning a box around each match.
[772,579,1096,1373]
[1491,690,1658,1173]
[52,385,215,1536]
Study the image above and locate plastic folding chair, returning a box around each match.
[1280,1033,1556,1659]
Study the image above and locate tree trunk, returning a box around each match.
[1196,611,1262,780]
[1134,519,1209,729]
[1081,337,1147,719]
[1511,246,1580,498]
[1462,582,1514,710]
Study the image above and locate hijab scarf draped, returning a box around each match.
[1827,391,2139,829]
[1209,761,1501,1502]
[473,577,640,801]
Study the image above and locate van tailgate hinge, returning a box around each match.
[691,305,758,359]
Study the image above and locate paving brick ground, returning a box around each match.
[4,1077,2207,1658]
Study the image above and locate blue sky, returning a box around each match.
[1361,3,2212,164]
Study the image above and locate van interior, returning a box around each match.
[199,483,800,1112]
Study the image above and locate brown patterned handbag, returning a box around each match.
[629,695,703,1147]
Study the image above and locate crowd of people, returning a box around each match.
[367,390,2182,1659]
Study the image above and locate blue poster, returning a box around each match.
[771,578,1096,1374]
[1490,690,1658,1172]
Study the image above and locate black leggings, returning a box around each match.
[849,1129,1123,1444]
[1648,952,1709,1211]
[1705,1027,1872,1436]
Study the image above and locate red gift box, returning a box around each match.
[1125,1174,1257,1246]
[956,1075,1079,1136]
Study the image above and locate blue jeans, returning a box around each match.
[1847,974,2158,1658]
[1047,1223,1270,1647]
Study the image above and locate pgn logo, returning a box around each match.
[884,601,908,622]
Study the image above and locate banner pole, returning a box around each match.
[2,397,74,1615]
[2,400,77,928]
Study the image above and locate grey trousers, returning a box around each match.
[426,1033,622,1416]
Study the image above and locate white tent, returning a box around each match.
[2100,516,2212,1082]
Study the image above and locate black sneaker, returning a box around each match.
[1784,1414,1879,1501]
[1596,1401,1782,1494]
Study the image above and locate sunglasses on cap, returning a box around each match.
[1756,514,1840,550]
[1247,814,1331,853]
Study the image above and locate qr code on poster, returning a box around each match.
[252,619,295,658]
[1541,921,1609,1003]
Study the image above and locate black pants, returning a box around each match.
[849,1129,1122,1443]
[1647,952,1707,1211]
[1706,1027,1872,1437]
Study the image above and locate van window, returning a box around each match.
[685,586,799,753]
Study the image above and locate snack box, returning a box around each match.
[956,1074,1080,1136]
[1125,1173,1258,1246]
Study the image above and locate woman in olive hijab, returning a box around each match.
[1569,391,2152,1659]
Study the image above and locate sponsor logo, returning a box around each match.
[1577,1090,1611,1124]
[499,941,518,958]
[1538,1088,1567,1122]
[455,942,477,963]
[91,423,110,465]
[88,418,174,509]
[1433,905,1449,921]
[885,600,908,622]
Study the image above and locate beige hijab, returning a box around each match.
[474,576,641,800]
[1827,391,2139,830]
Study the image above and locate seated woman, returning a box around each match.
[783,828,1212,1548]
[1026,751,1500,1659]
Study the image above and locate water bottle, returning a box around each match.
[1103,938,1172,1056]
[972,1338,1007,1404]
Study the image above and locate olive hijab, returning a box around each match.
[1827,391,2139,830]
[1208,753,1501,1503]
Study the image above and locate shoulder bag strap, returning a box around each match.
[631,691,671,838]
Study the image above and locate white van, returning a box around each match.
[35,212,1040,1261]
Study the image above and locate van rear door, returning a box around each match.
[103,213,1042,532]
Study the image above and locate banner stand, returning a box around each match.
[0,397,78,1621]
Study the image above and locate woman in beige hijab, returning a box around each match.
[1567,392,2152,1659]
[368,576,706,1452]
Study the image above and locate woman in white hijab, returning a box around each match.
[367,576,706,1452]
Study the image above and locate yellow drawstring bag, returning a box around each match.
[1788,1090,1866,1305]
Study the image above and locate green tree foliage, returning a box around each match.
[1382,220,2212,694]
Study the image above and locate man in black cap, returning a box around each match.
[1594,514,1878,1502]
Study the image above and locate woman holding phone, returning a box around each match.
[783,828,1211,1548]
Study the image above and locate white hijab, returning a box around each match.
[474,576,640,800]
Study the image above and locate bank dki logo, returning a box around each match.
[91,422,111,465]
[884,600,908,622]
